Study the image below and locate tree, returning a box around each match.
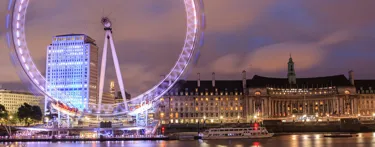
[0,104,8,125]
[17,103,43,126]
[31,105,42,121]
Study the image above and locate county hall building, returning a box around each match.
[156,56,374,124]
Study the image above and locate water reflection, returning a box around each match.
[3,133,375,147]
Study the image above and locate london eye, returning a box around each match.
[5,0,205,118]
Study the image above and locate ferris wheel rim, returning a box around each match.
[6,0,204,116]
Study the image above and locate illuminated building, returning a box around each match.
[45,34,98,111]
[354,80,375,116]
[110,81,116,96]
[102,93,114,104]
[98,81,116,105]
[157,72,245,124]
[115,91,131,103]
[0,89,44,114]
[157,56,375,123]
[245,56,358,120]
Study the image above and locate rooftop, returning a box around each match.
[0,89,36,96]
[169,80,243,93]
[55,34,86,37]
[354,80,375,91]
[247,74,353,88]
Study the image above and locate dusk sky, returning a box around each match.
[1,0,375,95]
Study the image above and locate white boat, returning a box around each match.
[201,127,274,140]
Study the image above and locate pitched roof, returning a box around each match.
[248,74,352,88]
[169,80,243,93]
[55,34,86,37]
[354,80,375,91]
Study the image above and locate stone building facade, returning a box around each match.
[0,89,44,114]
[156,73,245,124]
[246,75,358,120]
[355,80,375,116]
[156,56,373,123]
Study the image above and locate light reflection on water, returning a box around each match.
[3,133,375,147]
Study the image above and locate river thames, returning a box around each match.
[3,133,375,147]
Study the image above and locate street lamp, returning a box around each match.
[8,116,13,120]
[45,117,49,123]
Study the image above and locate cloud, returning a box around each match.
[0,34,20,83]
[1,0,375,93]
[318,31,352,46]
[247,42,324,72]
[203,0,276,32]
[211,54,242,74]
[104,63,162,96]
[210,42,324,74]
[209,31,352,76]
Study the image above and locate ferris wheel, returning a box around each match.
[5,0,205,117]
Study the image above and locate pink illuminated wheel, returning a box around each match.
[6,0,205,116]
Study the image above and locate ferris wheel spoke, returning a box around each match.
[7,0,204,117]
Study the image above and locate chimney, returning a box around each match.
[242,70,247,88]
[197,73,201,87]
[349,70,354,85]
[212,72,216,87]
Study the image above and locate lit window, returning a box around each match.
[255,91,261,96]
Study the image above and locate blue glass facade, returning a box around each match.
[45,34,98,111]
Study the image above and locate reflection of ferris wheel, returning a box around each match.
[6,0,205,117]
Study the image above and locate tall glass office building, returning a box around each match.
[45,34,98,111]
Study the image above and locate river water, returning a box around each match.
[3,133,375,147]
